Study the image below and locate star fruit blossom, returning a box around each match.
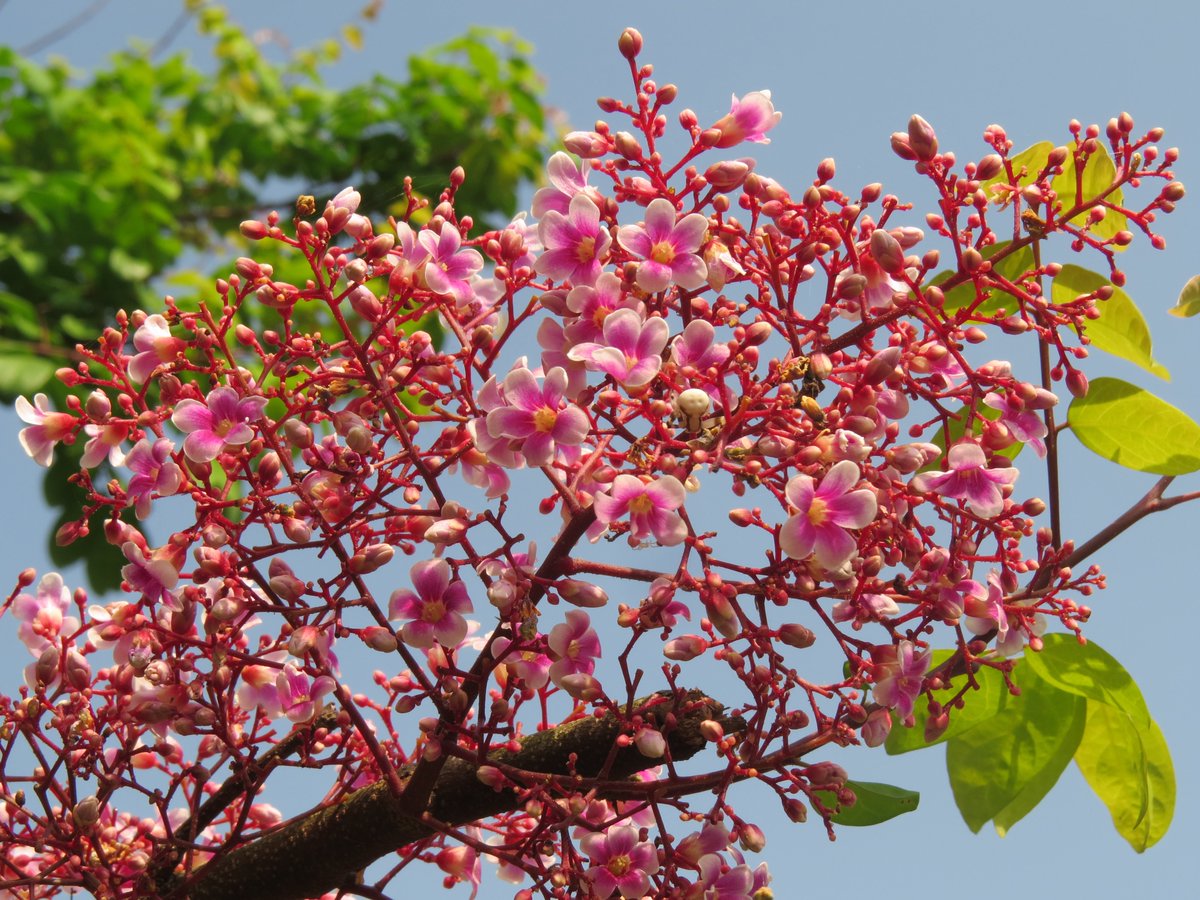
[547,609,601,687]
[123,438,183,519]
[710,89,783,148]
[128,314,187,384]
[872,639,932,719]
[910,441,1019,518]
[567,307,670,388]
[388,559,473,649]
[532,151,599,217]
[615,197,709,293]
[16,393,75,466]
[779,460,878,570]
[170,386,269,463]
[534,192,612,285]
[484,366,590,467]
[13,572,79,656]
[593,474,687,546]
[581,824,660,899]
[418,225,484,303]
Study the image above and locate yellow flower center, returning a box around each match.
[421,599,446,623]
[629,494,653,515]
[807,497,829,526]
[650,240,676,265]
[575,235,597,263]
[607,854,632,877]
[533,406,558,433]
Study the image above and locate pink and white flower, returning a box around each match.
[616,198,708,293]
[485,367,590,467]
[419,226,484,302]
[984,390,1055,457]
[670,318,730,371]
[535,193,611,285]
[275,663,336,723]
[547,609,601,686]
[13,572,79,656]
[121,542,181,611]
[568,308,669,388]
[911,441,1018,518]
[532,151,600,218]
[872,640,931,719]
[779,461,877,570]
[171,387,268,463]
[710,90,782,148]
[491,636,552,691]
[124,439,184,519]
[593,474,687,547]
[16,394,76,466]
[581,824,660,899]
[128,314,187,384]
[388,559,473,649]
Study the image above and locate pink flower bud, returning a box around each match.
[704,159,754,191]
[738,823,766,853]
[349,543,394,574]
[804,761,847,787]
[634,727,666,758]
[664,634,709,661]
[861,708,893,747]
[564,130,609,158]
[907,114,938,161]
[558,579,609,608]
[618,27,643,60]
[360,626,398,653]
[73,796,101,831]
[424,518,467,545]
[240,220,268,240]
[558,672,603,701]
[777,623,816,649]
[699,718,724,742]
[869,229,906,275]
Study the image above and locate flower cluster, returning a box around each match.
[1,27,1185,900]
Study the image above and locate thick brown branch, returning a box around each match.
[168,690,742,900]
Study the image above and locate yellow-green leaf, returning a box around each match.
[1168,274,1200,319]
[1052,265,1168,380]
[830,781,920,826]
[1075,704,1175,852]
[1021,635,1150,730]
[1053,147,1128,243]
[1067,377,1200,474]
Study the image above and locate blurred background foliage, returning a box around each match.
[0,0,551,589]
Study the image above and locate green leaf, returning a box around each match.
[1075,704,1175,851]
[886,651,1010,754]
[1054,147,1128,242]
[1168,274,1200,318]
[982,142,1054,196]
[0,351,59,396]
[1067,377,1200,474]
[1020,634,1150,730]
[829,781,920,826]
[1051,264,1168,379]
[946,665,1086,833]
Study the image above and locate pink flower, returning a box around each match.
[81,420,131,469]
[419,226,484,302]
[564,272,645,345]
[872,640,931,719]
[547,610,601,686]
[961,573,1009,644]
[670,319,730,370]
[124,439,183,519]
[128,314,187,384]
[532,151,598,217]
[593,474,687,547]
[616,198,708,293]
[171,387,269,463]
[276,663,336,723]
[16,393,76,466]
[568,308,669,388]
[984,390,1054,457]
[388,559,473,649]
[13,573,80,656]
[779,460,877,569]
[710,90,782,148]
[492,636,552,691]
[485,367,590,467]
[121,542,181,611]
[535,193,611,285]
[911,441,1018,518]
[581,824,660,899]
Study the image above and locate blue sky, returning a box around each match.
[2,2,1197,897]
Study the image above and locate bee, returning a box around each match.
[1021,209,1050,239]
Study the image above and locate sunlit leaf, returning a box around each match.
[1021,635,1150,730]
[946,665,1085,833]
[1067,377,1200,474]
[1075,704,1175,852]
[1168,274,1200,318]
[1054,147,1128,242]
[1051,265,1168,379]
[829,781,920,826]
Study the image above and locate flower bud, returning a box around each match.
[618,27,643,60]
[777,623,816,649]
[664,634,709,661]
[869,229,905,275]
[349,543,394,575]
[361,626,398,653]
[558,672,603,701]
[634,727,666,758]
[738,823,766,853]
[704,159,753,191]
[72,796,101,831]
[558,579,609,608]
[907,114,938,161]
[563,130,609,158]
